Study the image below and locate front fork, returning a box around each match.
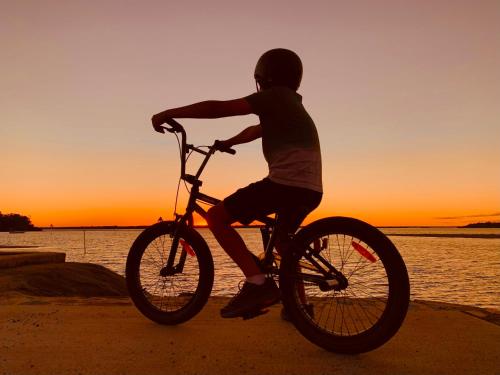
[159,213,193,277]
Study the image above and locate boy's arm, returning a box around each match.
[219,125,262,147]
[152,98,253,127]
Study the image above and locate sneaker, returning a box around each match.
[280,303,314,322]
[220,278,280,319]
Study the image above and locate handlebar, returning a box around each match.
[157,118,236,184]
[159,118,236,155]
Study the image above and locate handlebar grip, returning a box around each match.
[213,140,236,155]
[164,118,184,133]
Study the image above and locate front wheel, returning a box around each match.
[126,222,214,325]
[279,217,410,354]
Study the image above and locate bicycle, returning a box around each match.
[125,119,410,354]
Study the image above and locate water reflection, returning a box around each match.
[1,228,499,309]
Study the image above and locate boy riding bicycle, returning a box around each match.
[151,48,322,318]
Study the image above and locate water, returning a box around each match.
[1,228,499,310]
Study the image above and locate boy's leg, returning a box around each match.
[275,193,322,317]
[275,213,308,304]
[206,179,281,318]
[206,203,263,280]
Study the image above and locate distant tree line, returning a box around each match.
[0,212,37,231]
[462,221,500,228]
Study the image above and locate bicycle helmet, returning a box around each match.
[254,48,303,91]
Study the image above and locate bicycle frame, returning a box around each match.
[160,119,343,287]
[159,119,276,276]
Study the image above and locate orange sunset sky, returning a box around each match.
[2,0,499,227]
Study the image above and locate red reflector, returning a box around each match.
[180,239,195,257]
[351,242,376,263]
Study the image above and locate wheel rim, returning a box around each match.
[293,233,390,337]
[138,234,201,313]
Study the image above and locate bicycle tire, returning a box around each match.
[126,221,214,325]
[279,216,410,354]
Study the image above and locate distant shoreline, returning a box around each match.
[34,224,500,230]
[459,222,500,228]
[6,225,490,239]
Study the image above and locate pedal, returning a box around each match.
[242,309,269,320]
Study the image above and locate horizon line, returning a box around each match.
[32,224,485,229]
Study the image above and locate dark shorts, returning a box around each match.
[223,178,322,234]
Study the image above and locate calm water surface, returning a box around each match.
[1,228,499,310]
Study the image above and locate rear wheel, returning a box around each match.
[126,222,214,325]
[279,217,410,354]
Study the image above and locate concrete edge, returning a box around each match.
[0,251,66,269]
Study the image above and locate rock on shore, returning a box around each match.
[0,262,127,297]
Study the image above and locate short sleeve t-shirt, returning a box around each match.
[245,86,322,193]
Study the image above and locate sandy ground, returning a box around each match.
[1,263,499,375]
[2,297,500,374]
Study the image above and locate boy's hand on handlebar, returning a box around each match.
[213,140,236,154]
[151,114,166,133]
[214,139,231,149]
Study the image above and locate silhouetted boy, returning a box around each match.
[152,48,322,318]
